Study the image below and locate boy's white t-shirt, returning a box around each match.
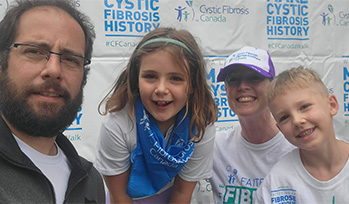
[255,148,349,204]
[14,135,71,204]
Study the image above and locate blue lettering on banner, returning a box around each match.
[66,108,83,131]
[343,66,349,116]
[344,59,349,124]
[65,108,83,141]
[266,0,309,41]
[206,68,238,123]
[104,0,160,37]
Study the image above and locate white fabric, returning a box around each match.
[95,104,216,197]
[255,148,349,204]
[210,125,295,204]
[14,135,71,204]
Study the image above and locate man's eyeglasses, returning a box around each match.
[9,43,90,70]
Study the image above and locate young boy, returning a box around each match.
[255,66,349,203]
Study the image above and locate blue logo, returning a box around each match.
[174,1,195,22]
[321,4,336,26]
[320,4,349,27]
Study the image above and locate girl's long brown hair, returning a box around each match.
[99,27,218,142]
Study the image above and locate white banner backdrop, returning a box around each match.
[1,0,349,170]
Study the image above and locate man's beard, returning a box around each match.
[0,71,83,138]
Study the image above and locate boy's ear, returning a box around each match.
[328,94,339,116]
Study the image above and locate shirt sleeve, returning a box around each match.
[95,110,137,176]
[178,124,216,182]
[254,173,272,204]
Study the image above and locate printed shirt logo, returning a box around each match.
[223,186,256,204]
[219,167,263,204]
[271,188,296,204]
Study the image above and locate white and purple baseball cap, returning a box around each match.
[217,46,275,82]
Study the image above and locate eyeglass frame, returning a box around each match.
[8,43,91,68]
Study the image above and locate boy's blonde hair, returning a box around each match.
[267,66,329,104]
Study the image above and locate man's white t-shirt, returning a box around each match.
[14,135,71,204]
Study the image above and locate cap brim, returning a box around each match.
[217,64,273,82]
[217,65,234,82]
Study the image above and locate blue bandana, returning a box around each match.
[126,99,195,198]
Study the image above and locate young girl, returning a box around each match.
[95,27,218,203]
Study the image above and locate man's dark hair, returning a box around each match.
[0,0,95,86]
